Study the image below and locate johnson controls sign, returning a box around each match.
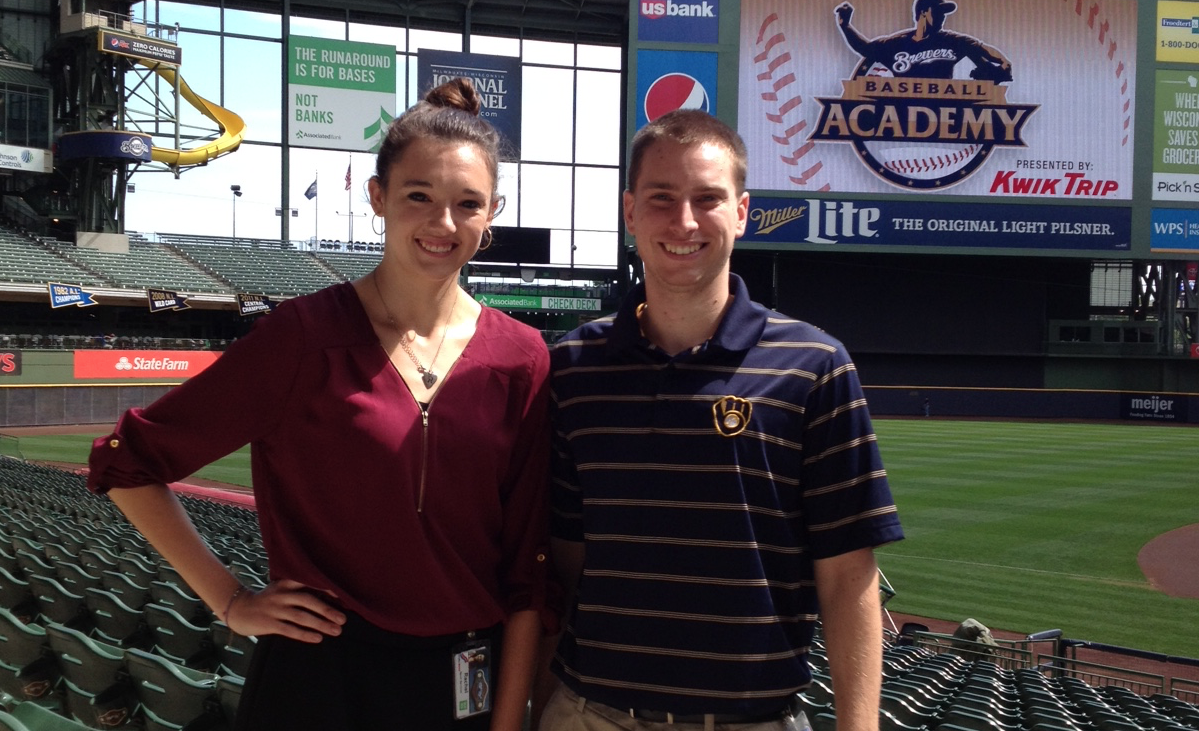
[74,351,220,380]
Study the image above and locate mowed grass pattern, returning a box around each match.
[8,421,1198,657]
[874,419,1199,659]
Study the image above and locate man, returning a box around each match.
[835,0,1012,82]
[539,109,903,731]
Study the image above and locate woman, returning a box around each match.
[86,78,552,730]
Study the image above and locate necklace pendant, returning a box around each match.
[421,370,438,389]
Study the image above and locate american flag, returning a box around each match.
[345,163,351,191]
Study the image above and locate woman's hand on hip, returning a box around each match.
[226,579,346,642]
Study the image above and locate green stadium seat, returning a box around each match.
[115,556,156,588]
[143,604,212,669]
[147,582,206,625]
[209,621,256,678]
[24,576,88,631]
[52,565,101,597]
[44,623,136,729]
[83,589,147,649]
[0,609,58,710]
[124,648,219,731]
[0,701,93,731]
[97,572,148,610]
[74,550,117,577]
[0,567,36,620]
[216,675,244,727]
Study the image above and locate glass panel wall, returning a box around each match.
[124,2,622,268]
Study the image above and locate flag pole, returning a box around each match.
[314,169,319,245]
[347,155,353,243]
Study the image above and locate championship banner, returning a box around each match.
[288,36,397,152]
[147,288,190,313]
[48,283,98,309]
[0,351,20,377]
[237,293,276,316]
[741,196,1131,251]
[417,50,522,155]
[738,0,1137,198]
[74,350,220,380]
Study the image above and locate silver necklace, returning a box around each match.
[372,270,454,389]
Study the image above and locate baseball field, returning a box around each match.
[6,419,1198,659]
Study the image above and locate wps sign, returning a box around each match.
[74,351,220,380]
[638,0,719,43]
[289,36,397,153]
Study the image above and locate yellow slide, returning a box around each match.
[138,60,245,168]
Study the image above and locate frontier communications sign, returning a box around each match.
[288,36,397,152]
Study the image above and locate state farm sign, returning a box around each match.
[74,350,220,379]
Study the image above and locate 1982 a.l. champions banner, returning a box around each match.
[738,0,1136,198]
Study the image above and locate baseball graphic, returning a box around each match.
[741,0,1135,196]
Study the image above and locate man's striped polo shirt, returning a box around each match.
[549,274,903,716]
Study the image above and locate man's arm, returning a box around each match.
[835,3,875,59]
[530,538,585,728]
[813,547,883,731]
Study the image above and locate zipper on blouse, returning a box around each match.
[417,406,430,512]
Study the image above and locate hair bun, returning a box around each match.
[425,78,482,117]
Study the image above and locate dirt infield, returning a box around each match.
[1139,524,1199,600]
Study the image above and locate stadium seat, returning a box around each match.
[147,582,206,624]
[143,604,212,669]
[124,648,219,731]
[44,624,135,729]
[115,557,156,588]
[24,577,87,632]
[0,549,19,577]
[0,609,57,710]
[14,553,55,581]
[209,621,256,678]
[51,565,101,597]
[811,711,836,731]
[0,567,36,620]
[97,573,147,610]
[216,675,244,727]
[0,701,92,731]
[82,589,147,649]
[74,551,116,577]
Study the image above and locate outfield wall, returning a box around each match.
[868,386,1199,425]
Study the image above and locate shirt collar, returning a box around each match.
[607,274,766,356]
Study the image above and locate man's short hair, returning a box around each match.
[627,110,749,194]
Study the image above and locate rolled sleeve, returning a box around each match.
[496,343,560,632]
[86,302,304,494]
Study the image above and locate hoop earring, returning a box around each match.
[371,215,385,236]
[479,228,493,251]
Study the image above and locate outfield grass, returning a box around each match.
[9,420,1199,658]
[874,419,1199,659]
[12,433,252,488]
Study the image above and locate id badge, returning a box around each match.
[452,639,492,720]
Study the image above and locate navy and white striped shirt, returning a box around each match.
[549,274,903,716]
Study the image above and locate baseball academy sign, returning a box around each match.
[738,0,1136,197]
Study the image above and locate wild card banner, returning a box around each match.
[737,0,1137,198]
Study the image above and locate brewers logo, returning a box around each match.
[811,0,1038,189]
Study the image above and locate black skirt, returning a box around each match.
[233,613,504,731]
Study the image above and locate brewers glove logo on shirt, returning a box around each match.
[811,0,1038,189]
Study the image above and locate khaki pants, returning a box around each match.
[538,684,812,731]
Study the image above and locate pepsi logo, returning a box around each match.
[644,73,709,122]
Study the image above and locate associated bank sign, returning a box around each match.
[475,294,602,312]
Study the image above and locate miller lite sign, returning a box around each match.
[638,0,719,43]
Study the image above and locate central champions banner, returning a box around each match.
[737,0,1137,198]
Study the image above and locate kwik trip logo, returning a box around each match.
[811,1,1038,189]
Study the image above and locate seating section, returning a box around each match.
[315,250,383,280]
[0,233,104,288]
[3,455,1198,731]
[46,242,228,294]
[0,457,263,729]
[173,241,341,296]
